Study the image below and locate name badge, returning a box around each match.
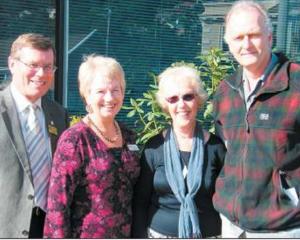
[127,144,139,151]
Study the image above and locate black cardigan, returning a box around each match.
[132,129,226,238]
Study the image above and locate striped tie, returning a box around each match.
[24,105,51,212]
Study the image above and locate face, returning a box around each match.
[162,78,199,130]
[86,73,124,121]
[225,8,272,75]
[8,47,55,102]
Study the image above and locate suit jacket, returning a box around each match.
[0,85,68,238]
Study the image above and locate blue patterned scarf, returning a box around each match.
[163,122,204,238]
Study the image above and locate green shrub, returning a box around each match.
[123,47,234,145]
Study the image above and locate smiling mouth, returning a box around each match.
[102,104,116,109]
[241,52,256,56]
[177,112,190,116]
[30,80,46,86]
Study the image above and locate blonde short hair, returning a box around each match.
[78,54,126,104]
[10,33,55,60]
[224,0,272,42]
[156,65,208,113]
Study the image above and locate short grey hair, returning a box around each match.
[156,65,208,113]
[224,0,272,42]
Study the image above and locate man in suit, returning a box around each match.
[0,33,68,238]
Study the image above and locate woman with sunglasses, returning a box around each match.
[132,65,226,238]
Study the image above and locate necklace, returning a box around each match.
[87,115,120,143]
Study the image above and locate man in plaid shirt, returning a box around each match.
[213,0,300,238]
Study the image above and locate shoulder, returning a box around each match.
[53,122,90,171]
[142,132,164,158]
[58,121,89,145]
[289,62,300,73]
[214,69,241,98]
[202,130,226,171]
[143,131,164,150]
[288,62,300,88]
[203,130,226,154]
[0,88,7,108]
[0,81,10,92]
[274,56,300,91]
[42,97,67,115]
[139,132,164,171]
[118,122,138,144]
[275,52,300,80]
[0,84,11,101]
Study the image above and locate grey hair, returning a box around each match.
[224,0,272,42]
[156,65,208,113]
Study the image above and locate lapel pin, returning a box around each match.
[48,124,58,136]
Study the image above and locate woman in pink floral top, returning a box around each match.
[43,55,140,238]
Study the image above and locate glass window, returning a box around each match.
[67,0,204,126]
[66,0,300,127]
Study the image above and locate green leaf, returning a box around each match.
[127,110,136,118]
[143,121,153,131]
[136,108,144,114]
[121,105,133,110]
[130,98,137,106]
[147,113,154,121]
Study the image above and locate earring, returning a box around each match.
[85,104,93,113]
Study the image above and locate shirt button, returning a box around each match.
[22,230,29,236]
[27,194,34,200]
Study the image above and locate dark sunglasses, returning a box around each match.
[165,93,196,104]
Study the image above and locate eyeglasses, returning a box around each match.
[16,58,57,73]
[165,93,196,104]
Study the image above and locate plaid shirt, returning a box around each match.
[212,52,300,232]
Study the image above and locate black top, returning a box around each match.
[132,130,226,238]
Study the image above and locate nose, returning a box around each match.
[104,91,114,101]
[242,35,251,48]
[177,97,186,107]
[35,66,46,76]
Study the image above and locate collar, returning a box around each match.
[10,83,42,113]
[162,124,211,145]
[242,53,278,85]
[226,52,290,94]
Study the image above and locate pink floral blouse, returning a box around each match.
[43,121,140,238]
